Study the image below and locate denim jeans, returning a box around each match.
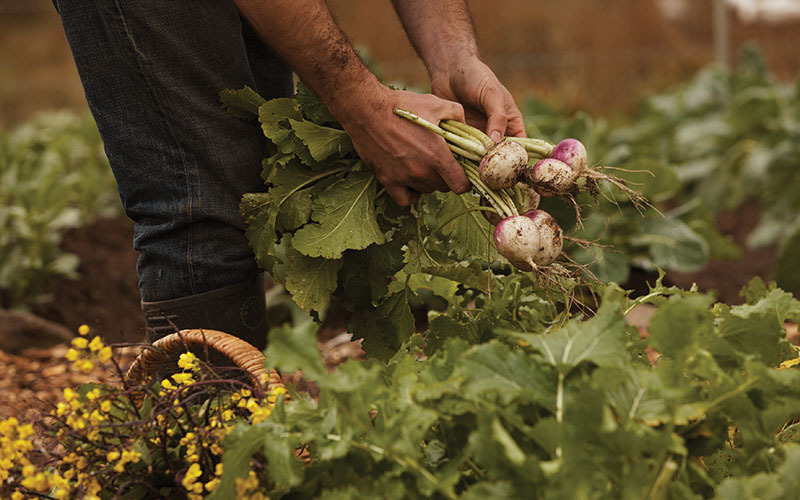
[53,0,293,302]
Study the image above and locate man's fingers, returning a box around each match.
[482,88,509,144]
[435,154,470,194]
[387,185,415,207]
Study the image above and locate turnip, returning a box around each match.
[525,158,582,197]
[523,209,563,266]
[478,140,528,190]
[494,210,563,271]
[493,215,541,271]
[550,138,587,175]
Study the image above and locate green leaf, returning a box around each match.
[260,421,306,488]
[258,98,314,165]
[210,424,272,500]
[289,119,353,162]
[648,294,715,359]
[435,191,495,260]
[275,189,312,232]
[240,192,279,273]
[421,261,495,293]
[569,243,630,284]
[283,245,343,314]
[511,298,629,373]
[295,81,337,124]
[292,173,385,259]
[265,320,326,380]
[455,342,556,408]
[636,217,709,273]
[219,86,266,120]
[338,241,405,307]
[716,289,800,365]
[775,224,800,295]
[349,287,415,363]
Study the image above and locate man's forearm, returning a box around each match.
[233,0,380,120]
[390,0,479,78]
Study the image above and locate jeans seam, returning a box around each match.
[111,0,199,294]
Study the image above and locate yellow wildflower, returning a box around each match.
[76,359,94,373]
[72,337,88,349]
[171,372,195,386]
[88,336,104,352]
[98,346,113,362]
[78,324,91,336]
[178,352,198,371]
[182,463,203,491]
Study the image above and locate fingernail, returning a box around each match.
[490,131,502,144]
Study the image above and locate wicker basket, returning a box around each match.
[124,329,284,393]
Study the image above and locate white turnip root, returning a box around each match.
[493,215,541,271]
[525,158,582,197]
[549,138,587,175]
[494,211,563,271]
[478,140,528,190]
[523,209,563,266]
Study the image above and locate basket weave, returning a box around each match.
[125,329,284,393]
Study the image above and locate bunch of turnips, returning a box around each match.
[394,108,647,272]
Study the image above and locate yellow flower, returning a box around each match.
[65,348,81,362]
[171,373,195,386]
[78,324,91,336]
[97,346,113,363]
[63,387,76,402]
[205,477,221,492]
[161,379,175,390]
[72,337,88,349]
[107,450,120,461]
[75,359,94,373]
[88,336,104,352]
[182,463,203,490]
[100,400,112,412]
[86,388,101,401]
[178,352,198,371]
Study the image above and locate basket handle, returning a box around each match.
[124,329,284,392]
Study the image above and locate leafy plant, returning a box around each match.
[210,276,800,499]
[523,45,800,291]
[0,112,121,309]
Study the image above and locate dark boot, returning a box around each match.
[141,274,268,350]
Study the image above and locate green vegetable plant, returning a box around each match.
[209,275,800,499]
[0,112,121,309]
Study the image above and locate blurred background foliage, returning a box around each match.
[1,0,799,310]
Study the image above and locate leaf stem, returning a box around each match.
[555,372,565,460]
[505,136,554,158]
[441,119,495,151]
[460,159,517,218]
[394,108,485,156]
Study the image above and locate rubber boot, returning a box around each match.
[141,274,268,350]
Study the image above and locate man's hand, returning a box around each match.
[235,0,469,206]
[430,56,527,144]
[335,84,470,206]
[391,0,526,143]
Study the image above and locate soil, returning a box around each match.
[657,199,778,305]
[0,199,784,421]
[33,217,144,344]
